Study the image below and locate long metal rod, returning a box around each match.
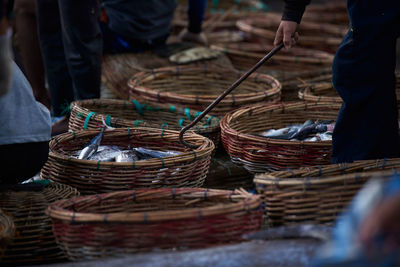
[179,43,284,149]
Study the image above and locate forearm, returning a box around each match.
[282,0,311,23]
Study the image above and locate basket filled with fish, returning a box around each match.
[254,158,400,226]
[220,101,340,173]
[46,188,263,261]
[0,181,79,264]
[69,99,221,147]
[127,66,281,116]
[236,13,346,52]
[41,128,214,194]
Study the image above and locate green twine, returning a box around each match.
[132,100,144,115]
[195,112,202,118]
[206,116,215,126]
[83,112,96,130]
[60,101,71,116]
[179,118,185,128]
[97,161,101,170]
[76,112,84,118]
[105,115,112,126]
[132,160,135,169]
[134,120,143,128]
[160,158,165,168]
[160,123,168,129]
[170,105,176,113]
[184,108,192,120]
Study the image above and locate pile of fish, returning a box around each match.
[74,129,181,162]
[258,120,335,141]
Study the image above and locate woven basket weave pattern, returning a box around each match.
[41,128,214,194]
[47,188,263,260]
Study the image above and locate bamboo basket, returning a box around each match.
[128,66,282,116]
[211,42,334,73]
[102,53,235,100]
[0,210,14,259]
[46,188,263,261]
[220,102,340,173]
[254,158,400,226]
[298,73,400,104]
[69,99,221,147]
[236,13,346,52]
[41,128,215,194]
[0,181,79,264]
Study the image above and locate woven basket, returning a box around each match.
[211,42,334,73]
[128,66,281,116]
[221,102,340,173]
[0,181,79,264]
[41,128,215,194]
[69,99,221,147]
[236,14,345,51]
[0,210,14,259]
[46,188,263,260]
[254,158,400,226]
[299,73,400,104]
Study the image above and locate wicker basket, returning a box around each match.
[102,53,235,100]
[254,158,400,226]
[41,128,215,194]
[128,66,281,116]
[221,102,340,173]
[0,210,14,259]
[0,181,79,264]
[299,73,400,104]
[46,188,263,260]
[211,42,334,73]
[236,14,345,52]
[69,99,221,147]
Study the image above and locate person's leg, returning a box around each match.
[58,0,102,101]
[14,0,50,109]
[331,0,400,163]
[0,141,49,184]
[36,0,73,117]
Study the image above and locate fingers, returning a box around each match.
[273,25,283,47]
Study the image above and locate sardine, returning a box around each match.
[116,150,139,162]
[133,147,181,160]
[89,145,122,162]
[78,128,105,160]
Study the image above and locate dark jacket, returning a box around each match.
[282,0,311,23]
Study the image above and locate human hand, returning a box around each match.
[273,20,299,49]
[179,29,208,46]
[359,193,400,251]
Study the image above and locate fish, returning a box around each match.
[78,128,105,160]
[133,147,181,159]
[115,150,140,162]
[89,146,122,162]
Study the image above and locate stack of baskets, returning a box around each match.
[46,188,263,260]
[221,101,340,173]
[69,99,221,147]
[41,128,215,194]
[254,158,400,226]
[0,181,79,264]
[128,66,281,116]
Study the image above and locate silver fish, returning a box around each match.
[78,129,105,160]
[89,146,122,162]
[133,147,181,159]
[116,150,139,162]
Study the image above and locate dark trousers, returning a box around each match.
[0,141,49,184]
[37,0,102,116]
[331,0,400,163]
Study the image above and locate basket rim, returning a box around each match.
[220,101,340,147]
[127,65,282,104]
[46,188,262,223]
[69,99,221,131]
[49,128,214,167]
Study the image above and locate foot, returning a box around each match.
[51,116,69,136]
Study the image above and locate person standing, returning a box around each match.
[37,0,102,135]
[274,0,400,163]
